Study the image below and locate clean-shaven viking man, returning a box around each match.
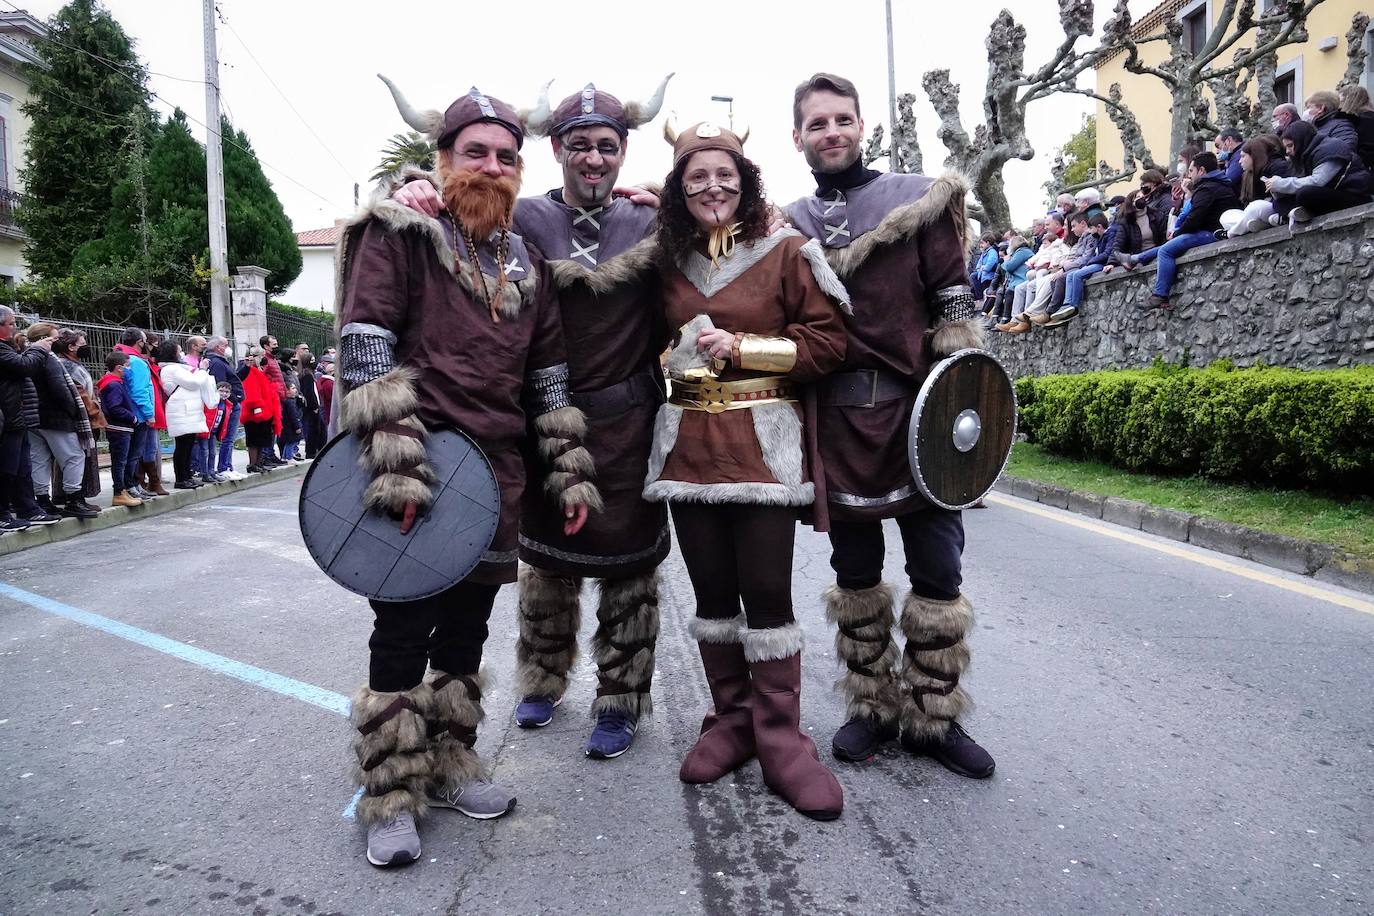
[338,82,599,867]
[785,73,996,779]
[392,76,673,759]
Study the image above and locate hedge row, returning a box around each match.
[1014,363,1374,494]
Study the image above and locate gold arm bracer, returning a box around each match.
[735,334,797,373]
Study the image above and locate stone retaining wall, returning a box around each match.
[985,202,1374,378]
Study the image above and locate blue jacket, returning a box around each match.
[974,247,999,283]
[1085,224,1124,266]
[1221,149,1244,193]
[113,344,155,423]
[999,245,1033,288]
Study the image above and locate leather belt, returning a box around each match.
[818,369,914,408]
[570,369,663,420]
[669,375,796,414]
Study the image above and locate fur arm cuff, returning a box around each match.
[533,405,603,512]
[930,318,985,358]
[339,367,437,513]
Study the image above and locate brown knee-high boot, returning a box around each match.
[142,457,169,496]
[680,614,754,784]
[743,624,843,821]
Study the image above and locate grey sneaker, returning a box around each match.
[365,811,421,867]
[428,778,517,820]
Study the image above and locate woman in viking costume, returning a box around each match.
[644,121,849,820]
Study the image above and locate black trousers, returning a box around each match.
[828,508,965,601]
[368,580,501,692]
[172,434,194,483]
[1294,185,1371,217]
[671,502,797,630]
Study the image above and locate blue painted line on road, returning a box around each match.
[344,789,363,820]
[0,582,350,716]
[206,505,298,516]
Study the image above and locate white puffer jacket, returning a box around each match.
[160,362,219,437]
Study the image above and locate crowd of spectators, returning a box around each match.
[974,86,1374,332]
[0,307,335,535]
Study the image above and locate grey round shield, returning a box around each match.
[298,428,500,602]
[908,348,1018,511]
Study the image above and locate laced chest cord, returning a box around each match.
[450,213,511,324]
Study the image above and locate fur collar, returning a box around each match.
[823,171,970,279]
[548,235,658,293]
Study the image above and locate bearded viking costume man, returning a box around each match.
[337,82,599,866]
[388,76,673,759]
[784,73,995,779]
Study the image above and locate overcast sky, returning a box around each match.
[20,0,1159,232]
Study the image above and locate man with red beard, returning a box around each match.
[391,77,672,760]
[784,74,996,780]
[336,83,600,867]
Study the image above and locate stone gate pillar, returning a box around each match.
[230,265,272,358]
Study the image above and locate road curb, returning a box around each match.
[0,463,309,558]
[992,474,1374,597]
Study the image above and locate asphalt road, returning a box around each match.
[1,476,1370,915]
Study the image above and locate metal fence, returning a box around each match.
[267,306,336,361]
[11,313,205,382]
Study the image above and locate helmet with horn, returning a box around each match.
[533,73,675,140]
[377,74,525,150]
[666,119,747,168]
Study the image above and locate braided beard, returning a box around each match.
[437,155,521,240]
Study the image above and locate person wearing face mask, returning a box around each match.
[390,78,674,760]
[1271,102,1300,135]
[1263,91,1373,223]
[645,120,848,821]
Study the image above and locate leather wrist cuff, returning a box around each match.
[735,334,797,373]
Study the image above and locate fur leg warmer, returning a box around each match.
[514,567,582,700]
[590,572,660,718]
[350,683,434,826]
[824,583,902,726]
[898,591,974,741]
[426,669,486,788]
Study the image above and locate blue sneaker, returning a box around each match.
[585,710,638,759]
[515,695,560,728]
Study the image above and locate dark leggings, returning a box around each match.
[671,502,797,629]
[172,434,195,483]
[828,508,965,600]
[368,580,501,692]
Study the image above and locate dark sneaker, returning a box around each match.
[0,517,32,534]
[831,715,900,762]
[365,811,421,867]
[1135,294,1170,312]
[585,710,638,759]
[36,496,59,516]
[514,695,560,728]
[60,497,98,520]
[131,485,158,499]
[174,480,197,490]
[21,511,62,526]
[428,778,517,820]
[901,721,995,779]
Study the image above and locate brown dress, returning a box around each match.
[643,230,848,506]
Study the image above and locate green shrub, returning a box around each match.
[1015,364,1374,493]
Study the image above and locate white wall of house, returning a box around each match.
[279,246,337,313]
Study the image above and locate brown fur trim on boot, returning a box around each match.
[514,567,582,700]
[590,573,659,718]
[898,592,974,741]
[824,583,901,727]
[426,669,487,787]
[350,683,434,826]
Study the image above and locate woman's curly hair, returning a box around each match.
[654,151,770,271]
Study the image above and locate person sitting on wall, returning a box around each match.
[1262,91,1373,224]
[1218,138,1294,237]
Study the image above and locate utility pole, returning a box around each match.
[202,0,230,338]
[885,0,898,171]
[710,95,734,132]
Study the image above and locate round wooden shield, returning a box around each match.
[298,428,500,602]
[908,349,1018,510]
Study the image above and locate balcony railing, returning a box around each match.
[0,187,20,231]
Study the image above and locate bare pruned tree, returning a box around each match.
[1337,12,1371,92]
[862,92,923,174]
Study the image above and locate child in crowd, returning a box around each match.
[278,382,303,462]
[97,352,142,508]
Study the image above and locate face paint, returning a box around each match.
[683,176,741,198]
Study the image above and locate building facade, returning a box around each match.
[1094,0,1371,194]
[0,10,45,295]
[279,224,339,313]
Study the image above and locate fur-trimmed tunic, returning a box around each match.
[786,172,972,521]
[337,200,567,585]
[643,230,848,506]
[511,192,671,577]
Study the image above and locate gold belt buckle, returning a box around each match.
[697,379,730,413]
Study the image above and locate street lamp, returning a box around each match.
[710,95,734,131]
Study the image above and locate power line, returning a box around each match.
[7,0,351,212]
[217,11,355,183]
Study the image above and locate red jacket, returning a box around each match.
[147,362,168,430]
[240,364,283,436]
[261,353,287,399]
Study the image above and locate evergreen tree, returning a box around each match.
[20,0,153,278]
[222,119,301,296]
[1060,115,1098,189]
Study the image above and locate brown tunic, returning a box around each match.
[643,231,848,507]
[338,208,566,585]
[787,174,970,521]
[512,193,670,577]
